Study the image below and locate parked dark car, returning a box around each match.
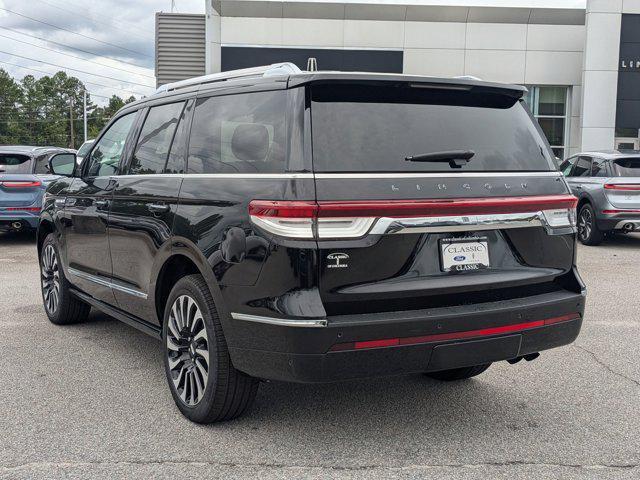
[38,63,586,423]
[0,146,76,233]
[560,151,640,245]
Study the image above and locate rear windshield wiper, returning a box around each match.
[405,150,475,169]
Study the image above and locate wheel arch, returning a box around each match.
[36,217,55,256]
[576,195,592,213]
[153,240,227,329]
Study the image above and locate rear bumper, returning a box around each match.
[596,213,640,231]
[0,213,39,230]
[228,288,586,383]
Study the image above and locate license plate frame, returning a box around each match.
[439,237,490,273]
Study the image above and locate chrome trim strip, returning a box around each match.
[111,173,314,179]
[314,172,561,179]
[369,212,566,235]
[68,268,148,299]
[231,312,327,328]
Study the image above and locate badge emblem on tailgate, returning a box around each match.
[327,252,349,269]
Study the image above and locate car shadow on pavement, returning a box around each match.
[598,232,640,248]
[64,309,527,439]
[0,231,37,245]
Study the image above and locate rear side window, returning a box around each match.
[129,102,185,175]
[187,90,286,174]
[0,154,32,174]
[592,158,607,177]
[613,157,640,177]
[572,156,592,177]
[310,84,555,172]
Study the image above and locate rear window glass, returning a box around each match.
[613,157,640,177]
[187,90,286,174]
[0,154,32,174]
[310,84,555,172]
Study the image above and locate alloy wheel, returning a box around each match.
[578,208,592,241]
[41,244,60,314]
[166,295,210,406]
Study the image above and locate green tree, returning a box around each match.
[0,68,136,148]
[0,69,27,144]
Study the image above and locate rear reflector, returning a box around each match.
[249,195,577,239]
[603,209,640,214]
[604,184,640,191]
[4,206,41,212]
[0,181,42,188]
[329,313,581,352]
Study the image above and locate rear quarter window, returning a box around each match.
[0,154,32,174]
[613,157,640,177]
[310,84,555,173]
[187,90,287,174]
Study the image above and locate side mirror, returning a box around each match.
[48,153,77,177]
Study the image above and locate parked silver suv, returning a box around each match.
[560,151,640,245]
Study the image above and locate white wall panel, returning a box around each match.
[403,49,465,77]
[583,13,622,71]
[344,20,404,48]
[404,22,466,49]
[525,51,583,85]
[282,18,344,47]
[464,50,526,83]
[465,23,527,50]
[527,25,585,52]
[221,17,283,45]
[581,70,619,128]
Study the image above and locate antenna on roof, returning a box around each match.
[307,58,318,72]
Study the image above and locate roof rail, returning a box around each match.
[155,62,302,94]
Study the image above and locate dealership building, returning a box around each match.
[155,0,640,158]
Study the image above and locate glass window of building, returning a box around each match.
[524,86,569,159]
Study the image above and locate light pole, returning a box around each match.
[83,90,87,143]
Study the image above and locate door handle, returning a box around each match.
[95,199,110,210]
[148,203,170,213]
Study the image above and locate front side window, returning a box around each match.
[86,113,136,177]
[129,102,185,175]
[187,90,286,174]
[559,156,576,176]
[0,154,32,174]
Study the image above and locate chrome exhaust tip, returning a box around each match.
[11,221,23,231]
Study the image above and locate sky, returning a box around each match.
[0,0,585,105]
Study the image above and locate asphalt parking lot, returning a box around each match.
[0,233,639,480]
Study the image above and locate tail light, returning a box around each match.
[604,184,640,191]
[249,195,577,239]
[0,181,42,188]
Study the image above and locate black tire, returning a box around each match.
[577,203,604,246]
[425,363,491,381]
[40,233,90,325]
[162,274,258,423]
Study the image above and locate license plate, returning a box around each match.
[440,237,490,272]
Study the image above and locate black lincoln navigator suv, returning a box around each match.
[39,63,586,423]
